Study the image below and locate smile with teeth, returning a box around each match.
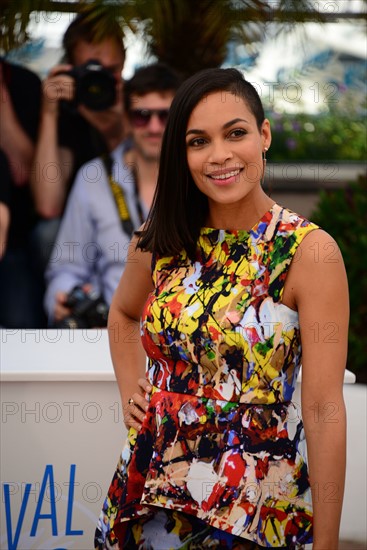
[208,169,242,180]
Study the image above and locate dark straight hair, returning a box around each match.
[137,67,266,259]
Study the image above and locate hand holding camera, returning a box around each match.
[54,285,109,329]
[42,63,75,115]
[42,59,124,150]
[43,59,117,114]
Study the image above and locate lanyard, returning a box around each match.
[102,154,144,238]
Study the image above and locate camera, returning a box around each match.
[55,286,109,329]
[66,59,116,111]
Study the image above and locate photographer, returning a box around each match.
[44,63,180,328]
[30,7,126,261]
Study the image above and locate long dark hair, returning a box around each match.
[137,67,266,258]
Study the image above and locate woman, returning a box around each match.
[95,68,348,549]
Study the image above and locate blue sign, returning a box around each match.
[3,464,83,550]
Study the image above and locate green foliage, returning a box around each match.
[267,111,366,162]
[310,176,367,382]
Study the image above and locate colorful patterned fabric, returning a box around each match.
[95,204,318,549]
[121,508,289,548]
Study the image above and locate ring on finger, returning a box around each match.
[128,398,134,406]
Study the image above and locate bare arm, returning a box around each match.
[108,235,154,430]
[288,229,348,549]
[31,68,125,217]
[30,65,74,218]
[0,64,35,185]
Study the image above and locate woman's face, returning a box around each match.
[185,91,271,210]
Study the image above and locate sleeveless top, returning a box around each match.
[110,203,318,548]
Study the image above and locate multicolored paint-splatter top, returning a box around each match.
[95,204,318,549]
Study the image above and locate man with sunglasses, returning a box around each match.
[123,63,180,216]
[44,63,181,326]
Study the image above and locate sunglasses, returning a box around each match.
[129,108,170,127]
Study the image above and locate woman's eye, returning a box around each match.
[188,137,206,147]
[229,128,246,138]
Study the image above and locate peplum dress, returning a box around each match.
[95,203,318,549]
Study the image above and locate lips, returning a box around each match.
[205,167,243,184]
[209,169,241,180]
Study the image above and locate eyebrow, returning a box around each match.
[186,118,249,136]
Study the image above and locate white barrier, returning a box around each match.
[0,329,365,549]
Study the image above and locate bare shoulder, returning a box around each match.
[123,232,153,283]
[128,231,152,264]
[287,228,348,306]
[296,228,344,266]
[112,234,154,321]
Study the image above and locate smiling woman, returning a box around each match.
[95,68,349,550]
[185,92,271,227]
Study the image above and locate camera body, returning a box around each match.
[55,286,109,329]
[66,59,116,111]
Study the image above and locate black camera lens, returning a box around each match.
[53,285,109,329]
[60,60,117,111]
[75,60,116,111]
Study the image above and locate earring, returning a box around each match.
[261,147,268,186]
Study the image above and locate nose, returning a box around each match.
[147,113,165,132]
[207,140,233,164]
